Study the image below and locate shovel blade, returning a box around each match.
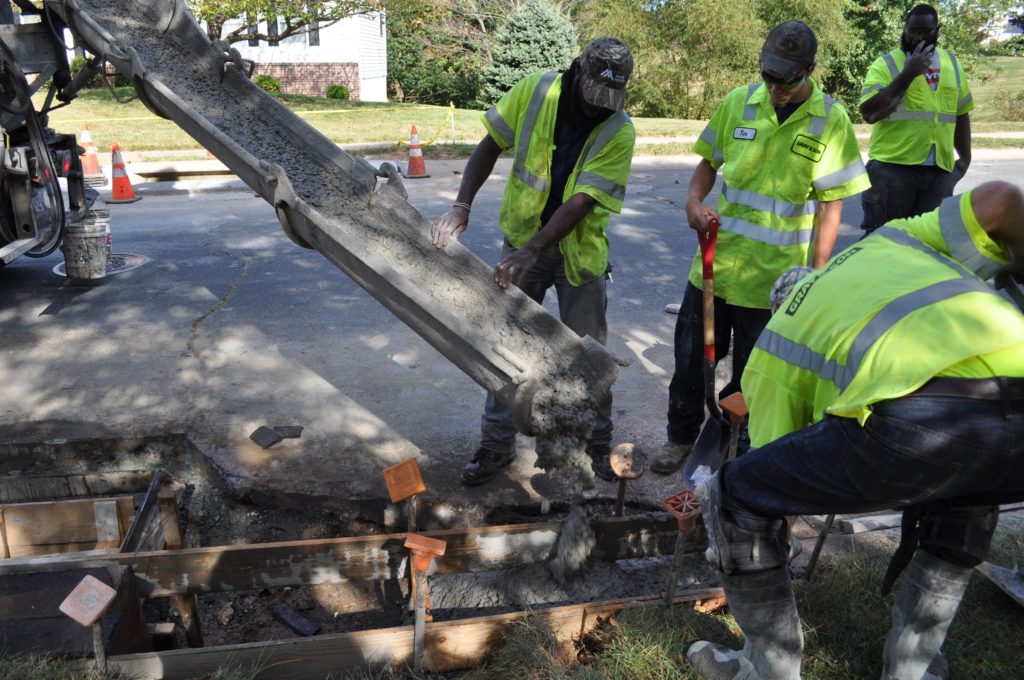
[682,415,728,489]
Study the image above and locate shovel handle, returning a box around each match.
[697,218,719,362]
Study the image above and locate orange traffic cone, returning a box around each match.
[79,123,107,187]
[403,125,429,179]
[107,143,141,204]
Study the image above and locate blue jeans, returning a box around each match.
[480,242,612,453]
[666,282,771,444]
[723,394,1024,519]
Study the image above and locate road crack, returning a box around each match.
[188,255,252,365]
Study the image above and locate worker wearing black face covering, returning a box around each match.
[859,3,973,236]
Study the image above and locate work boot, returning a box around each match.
[586,444,615,482]
[880,551,971,680]
[651,440,693,474]
[461,447,514,486]
[687,567,803,680]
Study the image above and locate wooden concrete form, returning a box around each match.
[106,587,726,680]
[0,515,698,597]
[0,495,136,558]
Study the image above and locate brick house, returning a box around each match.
[226,11,387,101]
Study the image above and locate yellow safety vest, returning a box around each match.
[860,48,973,172]
[742,190,1024,447]
[691,81,869,308]
[482,71,636,285]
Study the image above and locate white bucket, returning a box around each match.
[61,222,107,279]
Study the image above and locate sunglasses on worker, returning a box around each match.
[761,69,807,88]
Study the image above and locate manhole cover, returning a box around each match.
[53,253,149,277]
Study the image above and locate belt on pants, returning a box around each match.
[911,377,1024,401]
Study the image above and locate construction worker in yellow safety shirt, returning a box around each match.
[685,181,1024,680]
[859,4,973,235]
[655,20,870,474]
[431,37,636,486]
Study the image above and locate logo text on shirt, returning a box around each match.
[733,127,757,140]
[785,247,863,315]
[791,134,825,162]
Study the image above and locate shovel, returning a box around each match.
[682,216,729,489]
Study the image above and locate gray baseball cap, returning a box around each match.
[579,37,633,111]
[761,20,817,82]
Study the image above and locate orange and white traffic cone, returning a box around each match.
[403,125,429,179]
[107,143,141,204]
[79,123,107,188]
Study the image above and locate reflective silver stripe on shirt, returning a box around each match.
[699,126,723,164]
[841,277,992,388]
[888,109,934,121]
[722,183,818,217]
[743,83,760,121]
[883,52,900,79]
[485,106,515,148]
[874,227,975,280]
[861,84,884,98]
[574,111,631,202]
[582,110,630,167]
[756,329,851,386]
[949,51,961,90]
[807,94,834,136]
[812,160,866,192]
[577,171,625,201]
[936,196,1004,279]
[512,71,558,192]
[958,93,972,110]
[719,215,814,246]
[937,112,957,124]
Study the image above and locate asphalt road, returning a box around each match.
[2,151,1022,518]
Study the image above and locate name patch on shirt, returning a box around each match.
[733,127,757,140]
[791,134,825,162]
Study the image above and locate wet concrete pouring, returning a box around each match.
[0,435,718,649]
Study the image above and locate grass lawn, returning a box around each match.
[972,56,1024,123]
[34,67,1024,157]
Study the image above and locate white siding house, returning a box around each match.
[225,11,387,101]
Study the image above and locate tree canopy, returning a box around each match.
[188,0,381,43]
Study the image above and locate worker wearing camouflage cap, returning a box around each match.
[432,37,636,486]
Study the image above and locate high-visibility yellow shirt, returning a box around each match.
[860,47,973,172]
[690,81,869,309]
[742,190,1024,447]
[482,71,636,286]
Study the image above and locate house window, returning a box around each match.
[246,13,258,46]
[268,17,279,46]
[307,1,320,46]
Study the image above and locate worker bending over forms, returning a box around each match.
[686,181,1024,680]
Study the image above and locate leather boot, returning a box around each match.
[687,566,803,679]
[881,550,971,680]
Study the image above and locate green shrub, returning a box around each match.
[480,0,576,107]
[997,87,1024,121]
[252,74,281,93]
[326,84,350,100]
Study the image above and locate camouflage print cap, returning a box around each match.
[761,20,817,82]
[579,36,633,112]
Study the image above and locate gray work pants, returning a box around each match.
[480,241,612,453]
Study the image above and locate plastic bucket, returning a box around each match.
[61,222,107,279]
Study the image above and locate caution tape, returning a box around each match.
[395,102,456,147]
